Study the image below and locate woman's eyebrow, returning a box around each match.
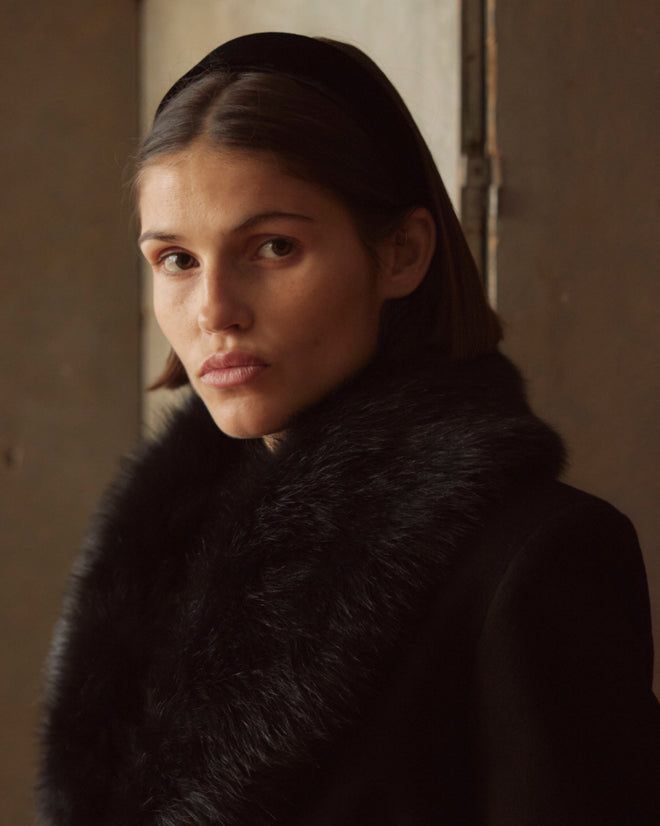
[138,213,314,248]
[138,230,181,247]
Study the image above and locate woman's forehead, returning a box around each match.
[137,144,349,235]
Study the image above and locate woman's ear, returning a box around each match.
[377,207,436,299]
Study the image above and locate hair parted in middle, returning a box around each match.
[137,36,502,390]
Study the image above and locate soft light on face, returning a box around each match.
[138,144,390,441]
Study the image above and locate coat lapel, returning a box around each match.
[40,352,564,825]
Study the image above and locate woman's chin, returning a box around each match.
[203,403,288,442]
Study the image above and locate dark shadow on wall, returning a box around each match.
[494,0,660,689]
[0,2,140,823]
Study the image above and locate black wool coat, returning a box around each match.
[38,352,660,825]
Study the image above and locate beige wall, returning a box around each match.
[494,1,660,686]
[0,2,139,822]
[139,0,461,427]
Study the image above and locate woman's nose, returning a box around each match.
[197,262,252,334]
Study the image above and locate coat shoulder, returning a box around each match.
[466,481,660,826]
[452,480,652,667]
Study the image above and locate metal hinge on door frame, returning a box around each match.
[461,0,500,306]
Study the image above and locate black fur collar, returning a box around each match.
[40,351,564,825]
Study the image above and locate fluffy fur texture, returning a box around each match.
[39,351,564,825]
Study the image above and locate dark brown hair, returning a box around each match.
[137,42,501,390]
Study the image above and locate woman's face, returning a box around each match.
[138,144,391,441]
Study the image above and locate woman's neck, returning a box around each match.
[262,432,286,453]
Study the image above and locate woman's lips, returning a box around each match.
[199,352,268,388]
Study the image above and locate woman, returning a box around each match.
[38,32,660,825]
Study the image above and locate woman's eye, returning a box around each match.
[258,238,295,259]
[159,252,198,273]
